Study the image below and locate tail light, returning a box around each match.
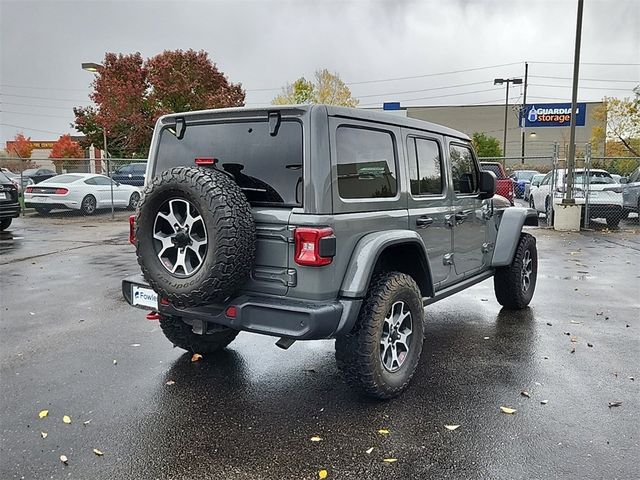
[129,215,135,245]
[54,188,68,195]
[294,227,335,266]
[25,186,33,193]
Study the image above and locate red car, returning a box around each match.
[480,162,514,205]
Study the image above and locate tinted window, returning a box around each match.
[407,137,443,195]
[157,120,303,206]
[116,165,132,173]
[84,178,96,185]
[133,164,147,173]
[336,126,397,199]
[93,176,113,185]
[480,163,504,179]
[629,168,640,183]
[451,145,478,194]
[0,171,11,183]
[540,173,551,186]
[573,171,615,185]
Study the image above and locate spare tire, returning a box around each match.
[135,166,255,307]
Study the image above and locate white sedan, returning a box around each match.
[24,173,141,215]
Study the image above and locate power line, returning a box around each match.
[1,102,79,111]
[530,83,635,91]
[355,81,494,99]
[346,62,522,86]
[529,61,640,66]
[0,93,89,103]
[1,110,74,119]
[530,75,639,83]
[0,83,89,93]
[0,123,68,135]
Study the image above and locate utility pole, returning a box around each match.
[565,0,584,203]
[520,62,529,164]
[494,77,523,168]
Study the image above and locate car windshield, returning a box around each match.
[0,171,11,183]
[517,171,538,181]
[22,169,38,176]
[572,171,616,185]
[41,174,81,184]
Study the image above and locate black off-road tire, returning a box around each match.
[159,313,239,354]
[135,167,255,307]
[0,218,11,231]
[494,233,537,310]
[335,272,424,400]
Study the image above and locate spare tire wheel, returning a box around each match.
[135,166,256,307]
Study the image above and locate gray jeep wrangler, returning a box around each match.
[123,105,538,399]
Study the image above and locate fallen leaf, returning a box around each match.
[60,455,68,464]
[520,391,531,398]
[570,320,582,324]
[480,298,488,302]
[564,332,571,336]
[365,447,374,454]
[29,312,35,316]
[92,448,104,456]
[303,368,317,373]
[130,343,141,347]
[543,356,549,360]
[570,337,578,343]
[310,436,322,442]
[630,377,635,381]
[191,353,202,362]
[540,400,549,405]
[40,432,48,438]
[165,380,176,386]
[38,410,49,419]
[83,419,92,425]
[62,415,71,424]
[546,322,553,326]
[587,343,593,348]
[570,347,576,354]
[113,360,117,365]
[378,429,390,435]
[483,336,490,340]
[318,470,328,479]
[596,312,603,316]
[444,425,460,431]
[500,406,517,414]
[608,401,623,408]
[383,458,398,463]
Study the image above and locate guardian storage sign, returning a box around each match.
[523,103,586,128]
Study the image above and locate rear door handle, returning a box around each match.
[416,216,434,228]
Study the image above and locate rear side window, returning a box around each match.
[336,126,397,199]
[407,137,443,196]
[450,144,478,194]
[156,120,303,206]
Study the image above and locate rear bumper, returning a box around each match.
[582,204,623,218]
[25,199,79,209]
[122,275,361,340]
[0,201,20,219]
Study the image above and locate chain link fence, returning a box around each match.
[0,157,147,220]
[481,145,640,232]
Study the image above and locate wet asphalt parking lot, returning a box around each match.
[0,212,638,480]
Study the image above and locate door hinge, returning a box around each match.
[443,253,454,265]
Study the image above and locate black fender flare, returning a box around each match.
[492,207,538,267]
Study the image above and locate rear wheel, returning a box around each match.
[335,272,424,400]
[0,218,11,231]
[159,313,239,354]
[81,195,97,215]
[494,233,537,310]
[128,191,140,210]
[606,215,620,228]
[545,197,554,225]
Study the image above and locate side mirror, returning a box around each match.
[619,177,628,184]
[479,170,496,199]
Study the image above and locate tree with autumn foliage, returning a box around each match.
[591,96,640,157]
[273,69,358,107]
[73,50,245,158]
[49,134,85,172]
[6,133,34,158]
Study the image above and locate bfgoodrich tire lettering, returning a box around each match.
[493,232,537,309]
[159,313,238,353]
[335,272,424,400]
[135,166,255,307]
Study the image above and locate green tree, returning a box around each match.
[472,132,502,157]
[591,96,640,157]
[272,69,358,107]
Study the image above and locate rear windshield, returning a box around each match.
[155,120,303,206]
[41,174,80,183]
[480,163,505,179]
[572,171,615,184]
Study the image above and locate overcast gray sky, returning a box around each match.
[1,0,638,144]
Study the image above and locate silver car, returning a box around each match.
[621,167,640,217]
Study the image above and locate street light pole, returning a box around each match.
[520,62,529,164]
[494,77,523,168]
[82,61,114,219]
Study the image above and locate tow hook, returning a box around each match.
[146,311,161,321]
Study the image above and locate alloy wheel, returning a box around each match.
[380,300,413,372]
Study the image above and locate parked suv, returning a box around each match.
[479,161,514,204]
[0,170,21,231]
[621,166,640,218]
[123,105,539,399]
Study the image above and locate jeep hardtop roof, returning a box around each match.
[156,104,470,142]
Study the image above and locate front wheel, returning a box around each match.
[335,272,424,400]
[128,191,140,210]
[159,313,239,354]
[494,233,537,310]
